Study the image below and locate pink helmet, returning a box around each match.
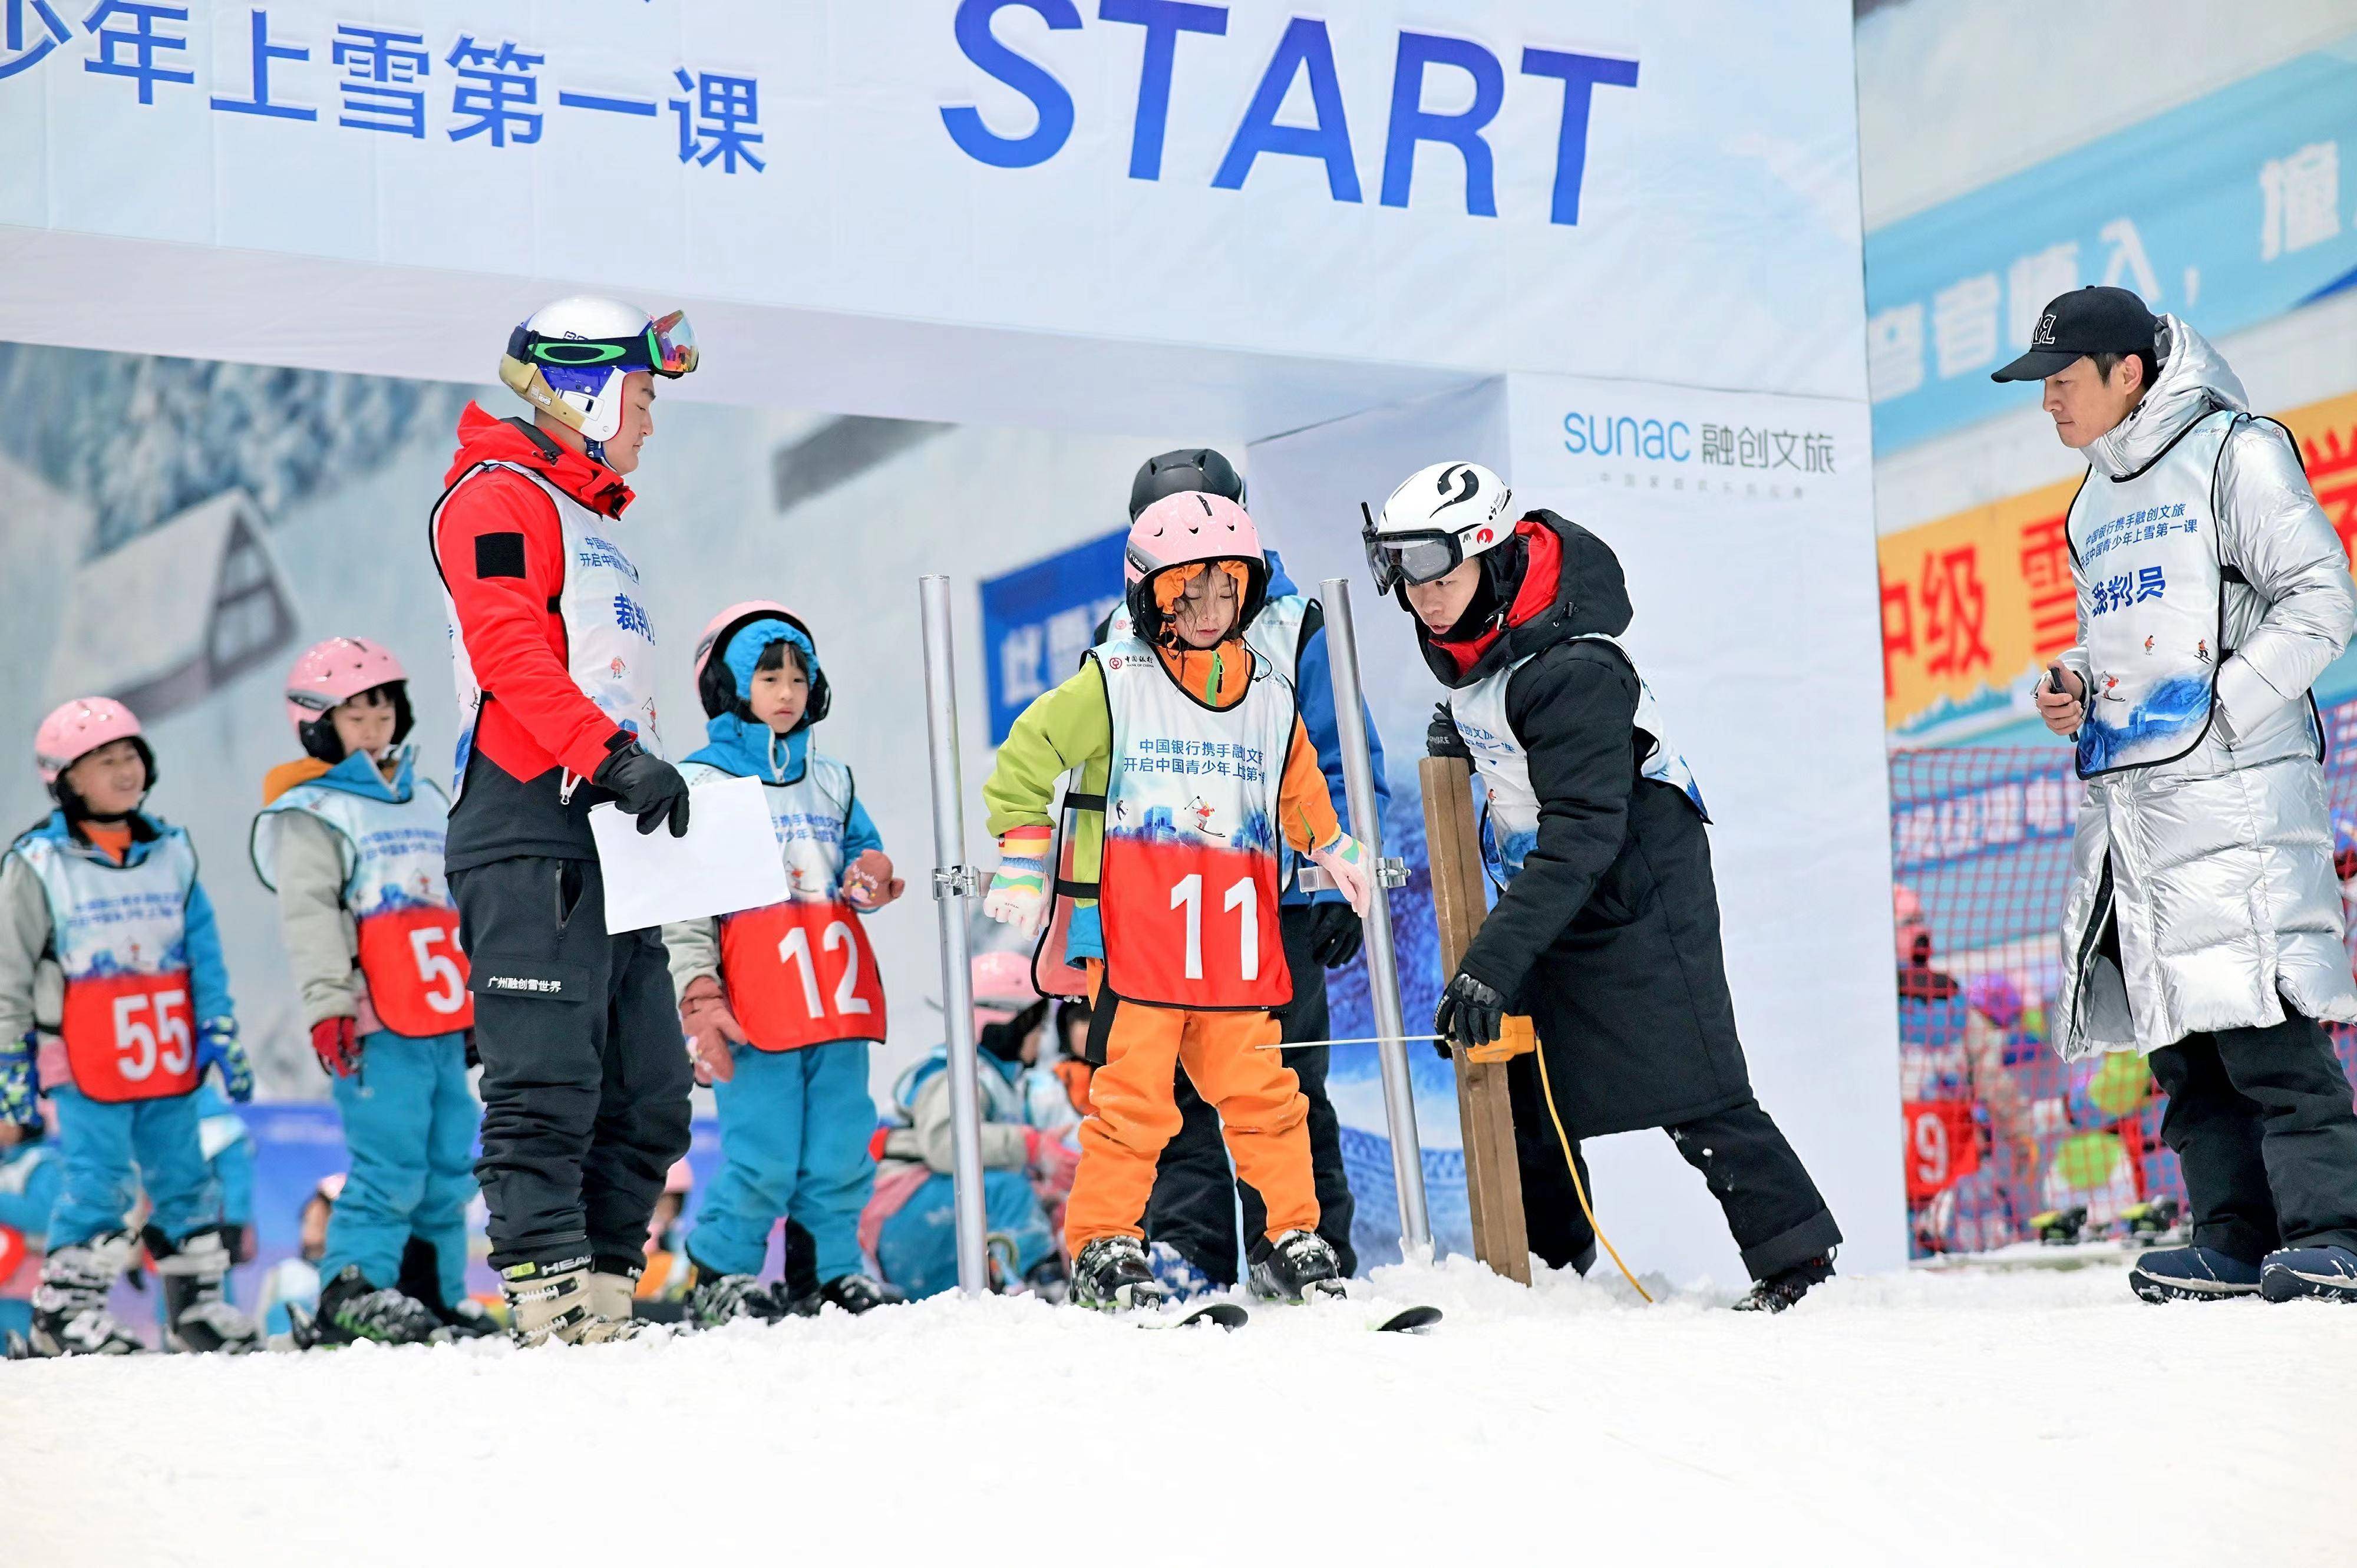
[284,638,410,741]
[694,601,830,724]
[1123,493,1269,640]
[283,636,412,759]
[971,949,1037,1036]
[35,696,151,790]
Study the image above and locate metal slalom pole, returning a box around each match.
[1318,577,1431,1256]
[918,575,991,1296]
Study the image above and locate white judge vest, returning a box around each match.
[2067,408,2238,777]
[1448,634,1708,887]
[432,461,663,798]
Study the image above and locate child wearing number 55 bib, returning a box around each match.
[253,639,491,1348]
[982,494,1375,1313]
[0,698,257,1356]
[662,605,907,1325]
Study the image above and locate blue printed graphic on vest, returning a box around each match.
[2079,503,2194,564]
[577,536,640,581]
[2077,672,2214,774]
[2088,566,2167,617]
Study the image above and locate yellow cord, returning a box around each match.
[1533,1041,1655,1303]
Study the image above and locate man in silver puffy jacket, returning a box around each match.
[1999,285,2357,1304]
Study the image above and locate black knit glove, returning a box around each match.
[1425,703,1471,760]
[1432,970,1506,1059]
[593,741,692,837]
[1303,899,1364,969]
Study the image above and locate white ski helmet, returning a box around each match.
[498,295,698,445]
[1362,461,1516,595]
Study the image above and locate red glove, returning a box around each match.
[840,850,906,912]
[1024,1128,1081,1196]
[310,1017,361,1078]
[679,976,747,1086]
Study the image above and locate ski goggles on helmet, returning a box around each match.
[1362,507,1477,595]
[506,309,699,380]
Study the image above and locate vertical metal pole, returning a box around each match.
[1318,577,1431,1256]
[919,575,991,1296]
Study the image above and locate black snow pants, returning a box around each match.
[452,856,694,1273]
[1146,905,1358,1284]
[2149,1006,2357,1262]
[1508,1055,1841,1282]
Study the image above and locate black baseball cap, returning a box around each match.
[1990,285,2157,382]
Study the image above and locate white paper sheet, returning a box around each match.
[587,774,789,934]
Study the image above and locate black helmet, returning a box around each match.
[1129,448,1245,521]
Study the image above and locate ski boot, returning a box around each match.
[1147,1240,1215,1302]
[686,1261,790,1328]
[2259,1245,2357,1304]
[2130,1246,2262,1303]
[399,1237,498,1339]
[29,1229,147,1356]
[150,1225,262,1354]
[2116,1198,2183,1243]
[1071,1236,1173,1313]
[433,1295,500,1340]
[311,1265,444,1346]
[1247,1229,1346,1303]
[799,1272,906,1316]
[1022,1256,1071,1305]
[2029,1206,2088,1246]
[501,1257,646,1345]
[1734,1253,1835,1313]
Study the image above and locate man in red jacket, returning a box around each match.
[430,296,699,1344]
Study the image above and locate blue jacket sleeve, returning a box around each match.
[183,877,236,1026]
[1292,623,1391,904]
[843,797,885,861]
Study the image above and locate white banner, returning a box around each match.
[1,0,1868,412]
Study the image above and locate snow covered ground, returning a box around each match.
[5,1256,2348,1566]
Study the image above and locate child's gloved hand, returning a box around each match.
[1,1031,39,1129]
[1023,1127,1081,1194]
[199,1019,253,1103]
[982,827,1052,937]
[840,850,905,912]
[678,976,745,1086]
[309,1016,361,1078]
[1308,829,1374,919]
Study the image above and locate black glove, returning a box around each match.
[593,741,692,837]
[1303,899,1364,969]
[1432,970,1506,1059]
[1425,702,1470,760]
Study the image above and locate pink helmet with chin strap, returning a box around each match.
[35,696,150,788]
[1123,492,1270,641]
[284,638,408,738]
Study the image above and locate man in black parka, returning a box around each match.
[1365,461,1842,1310]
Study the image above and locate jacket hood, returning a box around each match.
[305,748,414,804]
[2084,316,2247,480]
[1418,510,1633,688]
[445,401,633,519]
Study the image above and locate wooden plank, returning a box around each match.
[1418,756,1530,1285]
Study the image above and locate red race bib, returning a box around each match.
[1902,1100,1980,1203]
[61,970,200,1103]
[720,900,887,1051]
[1099,838,1287,1009]
[356,907,475,1038]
